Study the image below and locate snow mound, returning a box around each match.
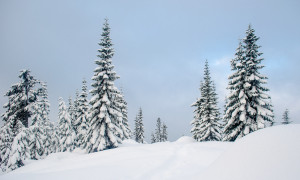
[175,136,195,143]
[199,124,300,180]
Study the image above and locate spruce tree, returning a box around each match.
[134,108,145,143]
[68,97,76,124]
[30,82,53,157]
[161,123,168,142]
[223,26,274,141]
[116,89,131,140]
[191,61,222,141]
[74,79,89,148]
[191,82,204,141]
[6,129,30,172]
[151,132,156,144]
[2,70,39,131]
[58,98,74,152]
[155,118,162,142]
[0,120,24,171]
[85,19,123,152]
[282,109,291,125]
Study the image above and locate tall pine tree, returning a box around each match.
[85,19,123,152]
[191,60,222,141]
[223,26,274,141]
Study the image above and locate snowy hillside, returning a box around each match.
[2,125,300,180]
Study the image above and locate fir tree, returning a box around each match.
[58,98,74,152]
[134,108,145,143]
[0,120,24,171]
[68,97,76,124]
[6,128,29,172]
[85,19,123,152]
[155,118,162,142]
[191,61,222,141]
[2,70,39,132]
[282,109,291,125]
[161,123,168,142]
[191,82,204,141]
[151,132,156,144]
[74,79,89,148]
[30,82,53,156]
[50,126,60,153]
[116,89,131,140]
[223,26,274,141]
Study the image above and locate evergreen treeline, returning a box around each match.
[151,118,168,143]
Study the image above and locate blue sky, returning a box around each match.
[1,0,300,141]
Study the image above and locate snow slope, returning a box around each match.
[200,124,300,180]
[2,125,300,180]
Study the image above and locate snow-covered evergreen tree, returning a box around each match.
[191,61,222,141]
[134,108,145,143]
[191,82,204,141]
[73,90,80,122]
[85,19,123,152]
[223,26,274,141]
[27,125,45,160]
[74,80,89,148]
[58,98,74,152]
[151,132,156,144]
[161,123,168,142]
[50,126,60,153]
[0,120,24,171]
[2,70,39,131]
[30,82,53,157]
[6,128,29,172]
[155,118,162,142]
[0,72,39,171]
[68,97,76,124]
[282,109,291,125]
[116,89,131,140]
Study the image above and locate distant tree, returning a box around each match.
[151,132,156,144]
[85,19,123,152]
[282,109,292,125]
[134,108,145,143]
[223,26,274,141]
[191,61,222,141]
[68,97,76,124]
[161,123,168,142]
[58,98,74,152]
[74,79,89,148]
[155,118,162,142]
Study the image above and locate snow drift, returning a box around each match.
[2,125,300,180]
[199,124,300,180]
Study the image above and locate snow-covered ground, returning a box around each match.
[2,124,300,180]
